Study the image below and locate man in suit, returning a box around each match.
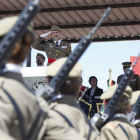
[32,25,71,65]
[46,58,100,140]
[36,53,45,67]
[117,62,140,91]
[0,16,86,140]
[100,85,139,140]
[84,76,103,101]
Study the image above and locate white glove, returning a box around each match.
[40,31,52,38]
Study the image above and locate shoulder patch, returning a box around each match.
[107,123,116,129]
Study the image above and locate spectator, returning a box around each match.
[36,53,45,67]
[84,76,103,101]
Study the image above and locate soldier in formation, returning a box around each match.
[100,85,139,140]
[46,58,100,140]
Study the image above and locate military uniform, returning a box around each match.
[117,74,140,91]
[101,115,138,140]
[0,69,43,139]
[32,26,71,65]
[49,96,99,140]
[100,85,139,140]
[117,62,140,91]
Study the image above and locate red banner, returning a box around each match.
[130,56,140,76]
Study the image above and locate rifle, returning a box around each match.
[0,0,41,73]
[40,7,111,102]
[77,87,89,104]
[127,95,140,123]
[91,53,140,131]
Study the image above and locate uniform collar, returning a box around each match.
[52,95,81,110]
[2,63,21,74]
[114,113,126,118]
[54,39,61,45]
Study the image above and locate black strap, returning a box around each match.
[119,124,130,140]
[136,128,140,140]
[27,109,47,140]
[2,87,26,140]
[2,85,47,140]
[52,108,74,128]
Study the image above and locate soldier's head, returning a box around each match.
[36,53,45,66]
[51,25,61,41]
[46,58,83,97]
[122,62,132,72]
[130,91,140,120]
[89,76,98,86]
[100,85,132,114]
[0,16,34,65]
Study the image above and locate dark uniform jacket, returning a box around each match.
[49,96,100,140]
[83,86,103,100]
[117,74,140,91]
[101,116,139,140]
[32,36,71,65]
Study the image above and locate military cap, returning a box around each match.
[130,90,140,105]
[122,62,132,67]
[51,25,61,32]
[46,58,82,78]
[0,16,34,37]
[100,84,132,100]
[37,53,45,60]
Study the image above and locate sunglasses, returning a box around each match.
[123,66,130,68]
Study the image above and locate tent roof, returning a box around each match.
[0,0,140,42]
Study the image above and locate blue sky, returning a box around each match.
[23,40,140,92]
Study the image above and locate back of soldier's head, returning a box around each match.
[0,16,34,64]
[46,58,83,96]
[100,85,132,114]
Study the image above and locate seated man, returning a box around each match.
[36,53,45,67]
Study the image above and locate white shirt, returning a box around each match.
[54,39,61,46]
[2,63,21,74]
[90,88,96,96]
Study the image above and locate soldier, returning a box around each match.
[130,90,140,128]
[46,58,100,140]
[32,25,71,65]
[117,62,140,91]
[36,53,45,67]
[100,85,139,140]
[0,16,86,140]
